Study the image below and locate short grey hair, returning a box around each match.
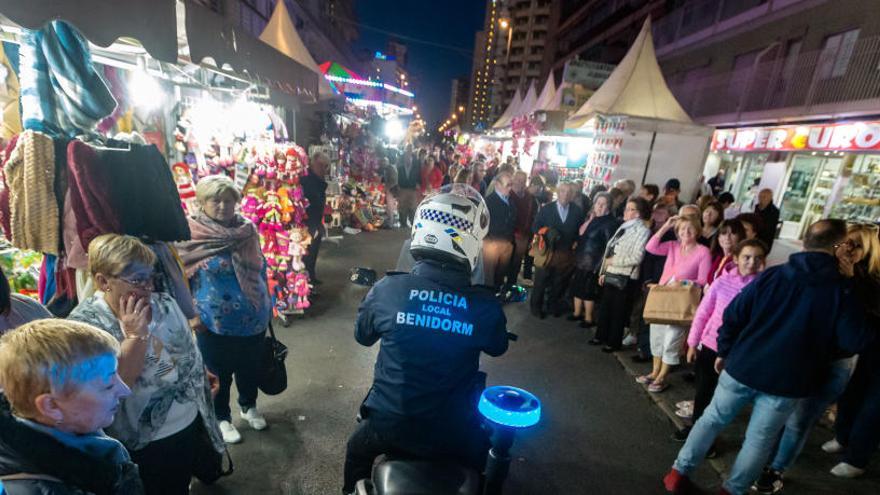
[195,175,241,204]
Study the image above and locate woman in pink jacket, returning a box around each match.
[674,239,767,443]
[637,215,712,393]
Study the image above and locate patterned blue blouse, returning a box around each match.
[190,253,272,337]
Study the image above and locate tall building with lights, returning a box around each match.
[466,0,502,131]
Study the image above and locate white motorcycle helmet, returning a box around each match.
[410,184,490,272]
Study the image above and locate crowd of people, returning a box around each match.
[0,141,878,495]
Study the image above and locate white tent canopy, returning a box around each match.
[259,0,334,98]
[492,87,522,129]
[565,17,693,129]
[533,73,559,112]
[513,80,538,119]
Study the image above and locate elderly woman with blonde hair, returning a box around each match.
[68,234,224,495]
[176,175,272,445]
[0,319,142,494]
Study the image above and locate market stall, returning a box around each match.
[563,18,713,194]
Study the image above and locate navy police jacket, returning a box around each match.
[356,259,509,418]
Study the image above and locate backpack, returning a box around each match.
[528,227,560,268]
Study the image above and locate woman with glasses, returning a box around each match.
[176,175,273,445]
[68,234,224,495]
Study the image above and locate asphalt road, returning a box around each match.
[192,228,720,495]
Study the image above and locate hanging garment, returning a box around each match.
[67,139,190,246]
[0,134,19,239]
[4,130,60,254]
[0,42,23,139]
[18,21,116,136]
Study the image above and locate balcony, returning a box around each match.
[667,34,880,125]
[654,0,814,56]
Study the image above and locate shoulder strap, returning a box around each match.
[1,472,64,483]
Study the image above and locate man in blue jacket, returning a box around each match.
[664,219,870,495]
[342,189,509,494]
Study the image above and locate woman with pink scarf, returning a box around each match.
[177,175,272,445]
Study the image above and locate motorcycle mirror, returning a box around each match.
[349,267,377,287]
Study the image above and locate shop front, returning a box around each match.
[708,121,880,239]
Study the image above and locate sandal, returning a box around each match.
[635,374,655,384]
[648,381,669,393]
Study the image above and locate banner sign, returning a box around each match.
[712,122,880,152]
[562,60,615,90]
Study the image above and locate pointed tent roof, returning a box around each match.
[259,0,334,98]
[533,74,558,111]
[514,80,538,118]
[565,17,693,129]
[492,87,523,129]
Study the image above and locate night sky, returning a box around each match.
[354,0,486,131]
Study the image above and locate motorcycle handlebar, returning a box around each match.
[507,332,518,341]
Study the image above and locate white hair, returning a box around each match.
[195,175,241,204]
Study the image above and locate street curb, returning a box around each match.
[611,350,730,477]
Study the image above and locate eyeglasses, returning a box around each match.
[834,239,863,251]
[115,273,155,288]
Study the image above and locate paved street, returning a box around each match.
[192,229,876,495]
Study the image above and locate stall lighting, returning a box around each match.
[324,74,414,97]
[384,119,405,142]
[130,69,164,110]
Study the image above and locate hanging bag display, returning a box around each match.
[642,282,702,325]
[258,322,289,395]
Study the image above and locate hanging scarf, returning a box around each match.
[176,213,266,308]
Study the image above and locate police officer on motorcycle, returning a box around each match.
[342,185,510,494]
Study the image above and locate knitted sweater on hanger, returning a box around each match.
[4,130,60,254]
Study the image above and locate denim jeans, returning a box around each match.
[673,372,800,495]
[770,357,857,471]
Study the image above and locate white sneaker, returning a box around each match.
[830,462,865,478]
[821,438,844,453]
[240,407,268,430]
[219,420,241,444]
[622,334,637,346]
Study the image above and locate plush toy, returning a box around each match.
[241,192,261,224]
[258,191,284,253]
[288,227,311,272]
[171,162,198,213]
[293,272,310,310]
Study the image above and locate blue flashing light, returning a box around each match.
[478,386,541,428]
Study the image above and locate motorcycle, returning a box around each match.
[354,335,541,495]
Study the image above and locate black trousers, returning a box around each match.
[529,252,574,315]
[835,352,880,468]
[692,346,719,424]
[595,279,637,349]
[342,412,489,493]
[196,330,265,421]
[303,229,323,281]
[130,416,200,495]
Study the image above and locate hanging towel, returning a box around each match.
[18,21,116,136]
[4,130,60,254]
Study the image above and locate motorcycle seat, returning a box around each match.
[372,460,480,495]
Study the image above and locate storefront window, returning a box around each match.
[732,153,768,208]
[780,155,822,223]
[831,154,880,223]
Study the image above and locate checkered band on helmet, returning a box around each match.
[419,208,474,231]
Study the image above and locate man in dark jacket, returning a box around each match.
[301,152,329,284]
[342,191,508,493]
[508,171,539,285]
[483,171,517,291]
[397,146,422,228]
[529,182,585,318]
[754,188,780,252]
[664,219,870,495]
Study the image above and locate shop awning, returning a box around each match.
[0,0,178,63]
[513,80,538,118]
[492,87,522,129]
[258,0,334,99]
[184,0,318,102]
[534,73,560,112]
[565,17,694,129]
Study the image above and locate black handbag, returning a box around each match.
[192,417,234,484]
[603,272,631,290]
[258,322,288,395]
